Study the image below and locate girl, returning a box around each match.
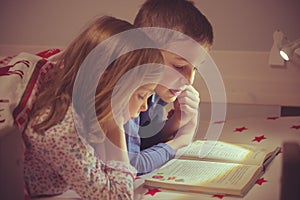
[23,16,163,199]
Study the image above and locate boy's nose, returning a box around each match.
[182,67,195,85]
[140,100,148,112]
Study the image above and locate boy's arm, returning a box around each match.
[140,85,200,150]
[139,96,170,149]
[139,108,179,150]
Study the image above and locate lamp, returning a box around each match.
[268,30,285,66]
[279,38,300,61]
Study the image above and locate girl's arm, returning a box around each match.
[125,120,175,175]
[32,108,136,199]
[48,131,136,199]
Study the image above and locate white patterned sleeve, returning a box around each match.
[50,133,137,200]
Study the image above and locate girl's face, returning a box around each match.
[129,84,157,118]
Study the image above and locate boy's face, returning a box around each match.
[129,84,156,119]
[155,50,205,103]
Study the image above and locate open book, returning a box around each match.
[144,140,281,197]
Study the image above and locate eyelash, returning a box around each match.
[174,65,183,69]
[174,65,198,72]
[138,94,146,100]
[174,65,184,71]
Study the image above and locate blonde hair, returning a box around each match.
[32,16,163,133]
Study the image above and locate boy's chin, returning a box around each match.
[161,95,177,103]
[130,113,140,119]
[156,89,178,103]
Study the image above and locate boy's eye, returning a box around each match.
[138,94,146,100]
[174,65,184,70]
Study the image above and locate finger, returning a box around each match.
[178,104,198,115]
[182,85,199,97]
[173,98,180,110]
[178,87,200,103]
[177,94,200,110]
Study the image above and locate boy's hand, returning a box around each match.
[173,85,200,128]
[162,85,200,143]
[165,85,199,150]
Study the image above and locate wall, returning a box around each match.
[196,51,300,107]
[1,0,300,118]
[1,0,299,51]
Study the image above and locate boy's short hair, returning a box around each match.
[134,0,213,46]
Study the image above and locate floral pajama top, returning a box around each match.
[23,106,136,200]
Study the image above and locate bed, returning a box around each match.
[1,48,300,200]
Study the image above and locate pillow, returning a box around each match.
[0,49,61,139]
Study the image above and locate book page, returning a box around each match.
[176,140,273,165]
[145,159,262,195]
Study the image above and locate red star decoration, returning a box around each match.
[267,116,279,120]
[291,125,300,130]
[234,126,248,132]
[145,188,161,196]
[252,135,266,142]
[256,177,268,185]
[213,194,225,199]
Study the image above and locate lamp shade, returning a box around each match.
[280,38,300,61]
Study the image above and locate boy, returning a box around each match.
[125,0,214,174]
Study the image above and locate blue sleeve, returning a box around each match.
[124,118,175,175]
